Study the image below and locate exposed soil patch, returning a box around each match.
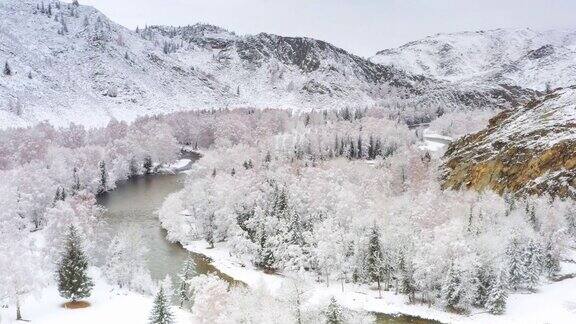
[62,301,91,309]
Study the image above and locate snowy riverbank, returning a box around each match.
[0,268,191,324]
[183,240,576,324]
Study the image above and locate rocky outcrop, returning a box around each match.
[442,86,576,198]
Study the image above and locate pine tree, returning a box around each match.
[98,161,107,194]
[143,156,153,174]
[3,61,11,76]
[57,226,94,302]
[72,167,81,193]
[129,157,139,176]
[473,266,491,307]
[542,240,560,279]
[366,225,384,298]
[367,135,374,159]
[149,287,173,324]
[357,136,363,159]
[205,213,215,248]
[177,257,196,308]
[506,239,525,291]
[442,263,463,312]
[485,270,508,315]
[324,297,343,324]
[53,186,67,204]
[523,241,542,291]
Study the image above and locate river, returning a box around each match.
[96,155,441,324]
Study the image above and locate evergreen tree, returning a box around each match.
[485,269,508,315]
[397,254,416,302]
[98,161,107,194]
[177,257,196,308]
[366,225,384,297]
[57,226,94,302]
[507,239,525,291]
[143,156,153,174]
[367,135,374,160]
[53,186,66,204]
[324,297,343,324]
[72,167,81,193]
[149,286,174,324]
[526,203,538,230]
[3,61,11,76]
[473,266,491,307]
[542,240,560,279]
[523,241,542,291]
[205,213,215,248]
[357,136,363,159]
[441,263,466,312]
[129,157,139,176]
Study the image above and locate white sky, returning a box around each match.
[76,0,576,57]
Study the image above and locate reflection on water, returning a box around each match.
[97,171,236,290]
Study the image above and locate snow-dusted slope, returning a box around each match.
[0,0,231,127]
[372,28,576,91]
[0,0,532,128]
[443,86,576,197]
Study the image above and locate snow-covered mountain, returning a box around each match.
[372,28,576,91]
[0,0,531,128]
[442,86,576,198]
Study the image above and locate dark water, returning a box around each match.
[96,158,440,323]
[96,170,236,288]
[376,313,443,324]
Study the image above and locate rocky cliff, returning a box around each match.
[442,86,576,198]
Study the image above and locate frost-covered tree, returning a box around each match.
[149,286,173,324]
[104,228,154,293]
[3,61,11,76]
[0,213,45,321]
[177,257,196,307]
[485,268,508,315]
[366,225,384,297]
[57,225,94,302]
[98,160,107,194]
[143,156,153,174]
[324,297,343,324]
[189,274,230,324]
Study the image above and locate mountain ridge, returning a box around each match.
[0,0,538,127]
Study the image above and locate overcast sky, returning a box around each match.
[77,0,576,57]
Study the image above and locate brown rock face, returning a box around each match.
[442,87,576,198]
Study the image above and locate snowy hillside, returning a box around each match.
[0,0,531,128]
[443,86,576,197]
[0,0,229,128]
[372,28,576,91]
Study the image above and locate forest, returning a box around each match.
[0,107,574,323]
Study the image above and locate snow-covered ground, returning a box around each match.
[419,130,453,152]
[0,268,191,324]
[185,240,576,324]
